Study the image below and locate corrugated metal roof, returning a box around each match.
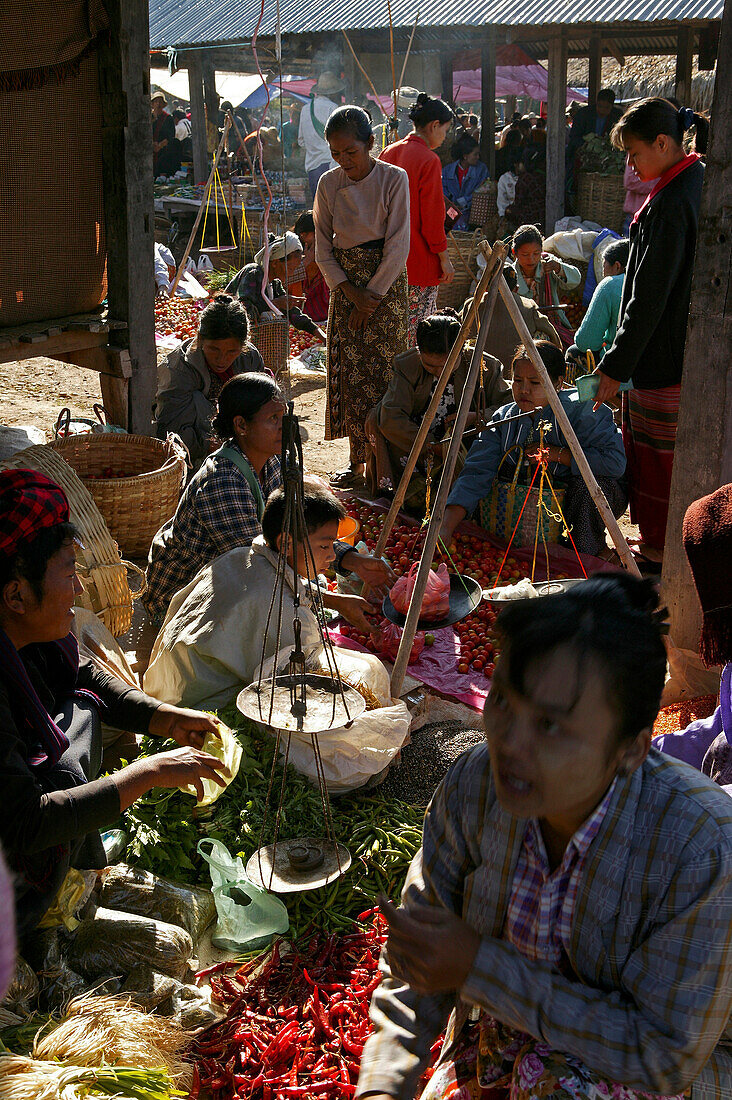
[149,0,723,51]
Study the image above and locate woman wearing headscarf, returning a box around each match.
[654,483,732,789]
[0,471,228,937]
[315,105,410,489]
[225,232,326,340]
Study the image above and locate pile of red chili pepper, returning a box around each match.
[191,913,387,1098]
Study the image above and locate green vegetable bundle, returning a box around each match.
[122,708,425,937]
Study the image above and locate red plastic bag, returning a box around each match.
[378,620,425,664]
[389,563,451,621]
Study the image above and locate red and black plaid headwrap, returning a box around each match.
[0,469,70,558]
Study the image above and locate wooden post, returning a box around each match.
[675,26,695,106]
[662,1,732,652]
[390,247,507,697]
[545,31,568,233]
[588,35,603,105]
[480,33,496,177]
[498,279,641,576]
[169,119,232,297]
[372,244,507,561]
[203,56,220,155]
[97,0,156,435]
[441,50,453,105]
[188,53,208,184]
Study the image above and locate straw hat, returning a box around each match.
[151,90,167,106]
[313,71,345,97]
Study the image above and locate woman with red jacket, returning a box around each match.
[381,93,455,345]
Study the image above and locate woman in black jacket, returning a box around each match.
[593,98,707,559]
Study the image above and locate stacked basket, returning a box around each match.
[576,172,625,234]
[469,182,499,241]
[0,446,143,637]
[436,229,482,312]
[50,434,187,559]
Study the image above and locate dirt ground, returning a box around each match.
[0,356,349,478]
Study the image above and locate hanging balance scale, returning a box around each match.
[237,406,360,893]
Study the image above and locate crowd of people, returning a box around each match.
[0,75,728,1100]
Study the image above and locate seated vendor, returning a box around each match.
[225,232,326,342]
[154,293,265,469]
[357,575,732,1100]
[440,341,627,558]
[364,311,510,510]
[654,483,732,790]
[509,223,581,348]
[146,483,377,711]
[0,471,229,938]
[566,238,629,374]
[146,373,394,624]
[294,211,330,324]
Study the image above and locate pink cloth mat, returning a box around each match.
[330,505,616,710]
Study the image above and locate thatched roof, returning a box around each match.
[566,54,716,110]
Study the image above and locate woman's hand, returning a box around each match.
[343,283,382,315]
[543,256,561,276]
[149,703,220,750]
[314,326,327,343]
[113,746,230,811]
[592,370,621,412]
[380,897,480,996]
[326,593,379,637]
[525,444,570,467]
[438,252,455,285]
[349,307,371,332]
[438,505,466,550]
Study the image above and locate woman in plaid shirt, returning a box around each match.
[146,374,395,624]
[358,576,732,1100]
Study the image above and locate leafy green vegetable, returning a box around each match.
[121,708,425,936]
[577,133,625,176]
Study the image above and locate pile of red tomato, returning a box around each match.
[154,297,203,340]
[289,330,321,357]
[338,498,573,682]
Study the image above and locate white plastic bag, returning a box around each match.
[198,839,289,952]
[260,645,410,792]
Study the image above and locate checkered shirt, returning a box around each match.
[503,779,617,970]
[144,448,282,620]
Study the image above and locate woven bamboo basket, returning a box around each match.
[469,182,499,241]
[437,230,481,312]
[252,316,289,377]
[576,172,625,234]
[0,446,143,637]
[50,434,187,559]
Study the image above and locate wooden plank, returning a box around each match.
[100,374,130,429]
[545,31,568,233]
[662,1,732,653]
[97,0,157,436]
[0,330,108,365]
[441,51,453,105]
[588,35,603,105]
[188,53,209,186]
[480,35,496,178]
[675,26,695,105]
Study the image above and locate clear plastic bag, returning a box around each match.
[389,563,450,621]
[100,864,216,943]
[198,839,289,953]
[68,907,193,981]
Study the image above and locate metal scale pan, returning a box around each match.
[237,673,365,734]
[382,573,483,632]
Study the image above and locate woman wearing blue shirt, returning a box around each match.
[440,341,627,557]
[442,135,488,231]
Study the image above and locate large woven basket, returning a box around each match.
[50,434,187,559]
[469,182,499,241]
[0,446,142,637]
[576,172,625,234]
[477,446,565,548]
[437,230,481,311]
[252,316,289,378]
